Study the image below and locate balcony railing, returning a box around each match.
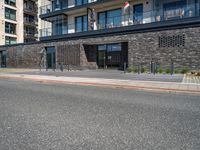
[24,18,38,25]
[24,32,38,38]
[24,5,38,14]
[40,4,200,38]
[40,0,102,15]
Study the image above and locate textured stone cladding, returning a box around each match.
[0,27,200,70]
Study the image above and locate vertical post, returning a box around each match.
[60,63,63,72]
[104,52,106,70]
[153,62,156,75]
[171,60,174,75]
[43,49,47,71]
[137,64,140,74]
[124,62,126,74]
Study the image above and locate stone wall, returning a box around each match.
[0,26,200,70]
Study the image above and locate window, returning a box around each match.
[24,26,35,36]
[5,36,17,45]
[5,0,16,7]
[5,22,16,34]
[52,19,68,35]
[107,43,122,52]
[24,14,35,23]
[133,4,143,23]
[52,0,68,11]
[75,0,88,6]
[61,0,68,9]
[5,7,16,20]
[98,9,122,29]
[75,15,88,32]
[163,1,186,20]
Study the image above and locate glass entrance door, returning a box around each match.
[46,47,56,69]
[97,43,122,69]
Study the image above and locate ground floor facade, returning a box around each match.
[0,26,200,71]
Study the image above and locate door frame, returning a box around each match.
[0,50,7,68]
[46,47,56,69]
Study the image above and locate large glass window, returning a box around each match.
[52,19,68,35]
[133,4,143,23]
[98,9,122,29]
[163,0,186,20]
[5,22,16,34]
[24,14,35,23]
[97,43,122,68]
[52,0,68,11]
[75,15,88,32]
[75,0,88,6]
[5,7,16,20]
[5,0,16,7]
[24,26,35,35]
[5,36,17,45]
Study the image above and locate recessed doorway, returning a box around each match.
[0,51,7,68]
[46,47,56,69]
[97,42,128,70]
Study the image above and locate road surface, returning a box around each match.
[0,79,199,150]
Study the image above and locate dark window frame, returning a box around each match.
[5,7,16,21]
[5,22,16,34]
[75,0,88,6]
[5,0,16,7]
[5,36,17,45]
[97,8,122,29]
[75,15,88,32]
[133,3,143,23]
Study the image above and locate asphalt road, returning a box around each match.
[0,79,199,150]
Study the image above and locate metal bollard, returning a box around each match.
[60,63,63,72]
[124,62,126,74]
[171,60,174,75]
[137,64,140,74]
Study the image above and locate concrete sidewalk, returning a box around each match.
[0,73,199,95]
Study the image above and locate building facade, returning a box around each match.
[0,0,38,46]
[0,0,200,71]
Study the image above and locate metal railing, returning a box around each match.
[24,18,38,25]
[40,4,200,37]
[40,0,101,15]
[24,5,38,13]
[24,31,38,38]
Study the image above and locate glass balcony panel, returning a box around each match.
[40,3,200,38]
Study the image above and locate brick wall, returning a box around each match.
[0,26,200,70]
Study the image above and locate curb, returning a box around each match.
[0,74,200,95]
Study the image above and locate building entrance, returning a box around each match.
[97,43,128,70]
[0,51,7,68]
[46,47,56,69]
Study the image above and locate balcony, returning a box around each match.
[24,31,38,39]
[24,18,38,26]
[40,0,113,16]
[40,3,200,40]
[24,5,38,15]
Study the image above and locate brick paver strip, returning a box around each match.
[0,73,200,95]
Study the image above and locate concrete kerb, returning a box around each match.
[0,73,200,95]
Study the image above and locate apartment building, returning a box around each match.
[0,0,200,71]
[23,0,38,43]
[0,0,38,46]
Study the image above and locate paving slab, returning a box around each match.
[9,70,184,83]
